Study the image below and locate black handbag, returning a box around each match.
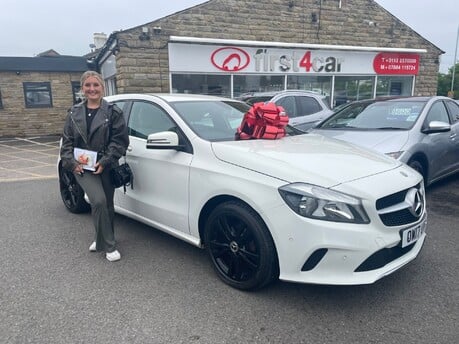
[110,162,133,191]
[106,104,133,192]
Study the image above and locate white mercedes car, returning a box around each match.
[58,94,427,290]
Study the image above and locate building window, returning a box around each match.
[287,75,332,98]
[104,77,117,96]
[233,75,285,98]
[171,74,231,97]
[376,76,414,97]
[333,76,375,107]
[23,82,53,108]
[71,81,82,104]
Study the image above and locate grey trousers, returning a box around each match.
[75,169,116,253]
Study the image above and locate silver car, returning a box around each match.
[310,96,459,186]
[238,90,333,130]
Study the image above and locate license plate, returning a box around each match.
[401,222,425,248]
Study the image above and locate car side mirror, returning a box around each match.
[146,131,186,151]
[421,121,451,134]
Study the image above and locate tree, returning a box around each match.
[437,63,459,98]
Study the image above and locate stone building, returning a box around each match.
[0,55,90,137]
[96,0,443,105]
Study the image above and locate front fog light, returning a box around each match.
[279,183,370,224]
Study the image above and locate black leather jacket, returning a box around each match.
[60,99,129,172]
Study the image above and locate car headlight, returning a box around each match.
[385,151,404,159]
[278,183,370,223]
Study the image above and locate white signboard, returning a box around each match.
[169,43,419,75]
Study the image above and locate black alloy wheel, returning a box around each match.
[204,201,278,290]
[59,167,90,213]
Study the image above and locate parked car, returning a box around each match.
[310,96,459,186]
[59,93,427,290]
[238,90,333,130]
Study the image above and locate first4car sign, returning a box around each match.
[169,43,420,75]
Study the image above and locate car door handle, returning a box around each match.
[127,145,133,152]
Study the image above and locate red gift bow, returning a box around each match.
[236,102,289,140]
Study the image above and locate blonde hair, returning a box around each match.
[80,71,105,89]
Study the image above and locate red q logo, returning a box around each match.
[211,47,250,72]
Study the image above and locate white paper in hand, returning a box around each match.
[74,148,98,171]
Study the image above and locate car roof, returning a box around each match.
[382,96,431,102]
[336,96,450,108]
[239,90,324,99]
[105,93,243,103]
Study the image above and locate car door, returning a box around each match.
[297,95,325,119]
[116,100,193,234]
[275,96,298,124]
[421,100,456,180]
[276,95,325,128]
[444,99,459,172]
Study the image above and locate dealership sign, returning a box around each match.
[373,52,420,75]
[211,47,251,71]
[169,43,419,75]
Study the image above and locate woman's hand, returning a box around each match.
[93,162,104,175]
[73,164,84,175]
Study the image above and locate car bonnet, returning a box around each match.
[211,133,402,188]
[311,129,410,154]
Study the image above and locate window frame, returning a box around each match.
[444,99,459,124]
[71,81,82,104]
[23,82,53,108]
[127,101,176,140]
[424,101,450,126]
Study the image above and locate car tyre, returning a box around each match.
[59,167,90,213]
[408,159,426,182]
[204,201,278,290]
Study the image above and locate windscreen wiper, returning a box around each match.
[373,127,405,130]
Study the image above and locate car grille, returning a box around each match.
[376,183,425,227]
[354,242,416,272]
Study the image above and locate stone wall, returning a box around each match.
[113,0,442,95]
[0,71,81,137]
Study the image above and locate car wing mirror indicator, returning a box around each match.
[146,131,185,151]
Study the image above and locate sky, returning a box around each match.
[0,0,457,73]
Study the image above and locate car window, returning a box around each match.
[320,100,425,129]
[111,100,129,122]
[172,100,249,141]
[276,96,297,118]
[112,100,127,111]
[425,101,450,125]
[297,96,322,116]
[128,101,175,139]
[445,100,459,123]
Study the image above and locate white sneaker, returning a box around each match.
[106,250,121,262]
[89,241,97,252]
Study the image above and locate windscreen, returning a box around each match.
[319,100,426,130]
[171,100,250,141]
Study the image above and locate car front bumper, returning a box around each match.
[265,204,427,285]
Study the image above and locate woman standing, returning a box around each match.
[60,71,129,262]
